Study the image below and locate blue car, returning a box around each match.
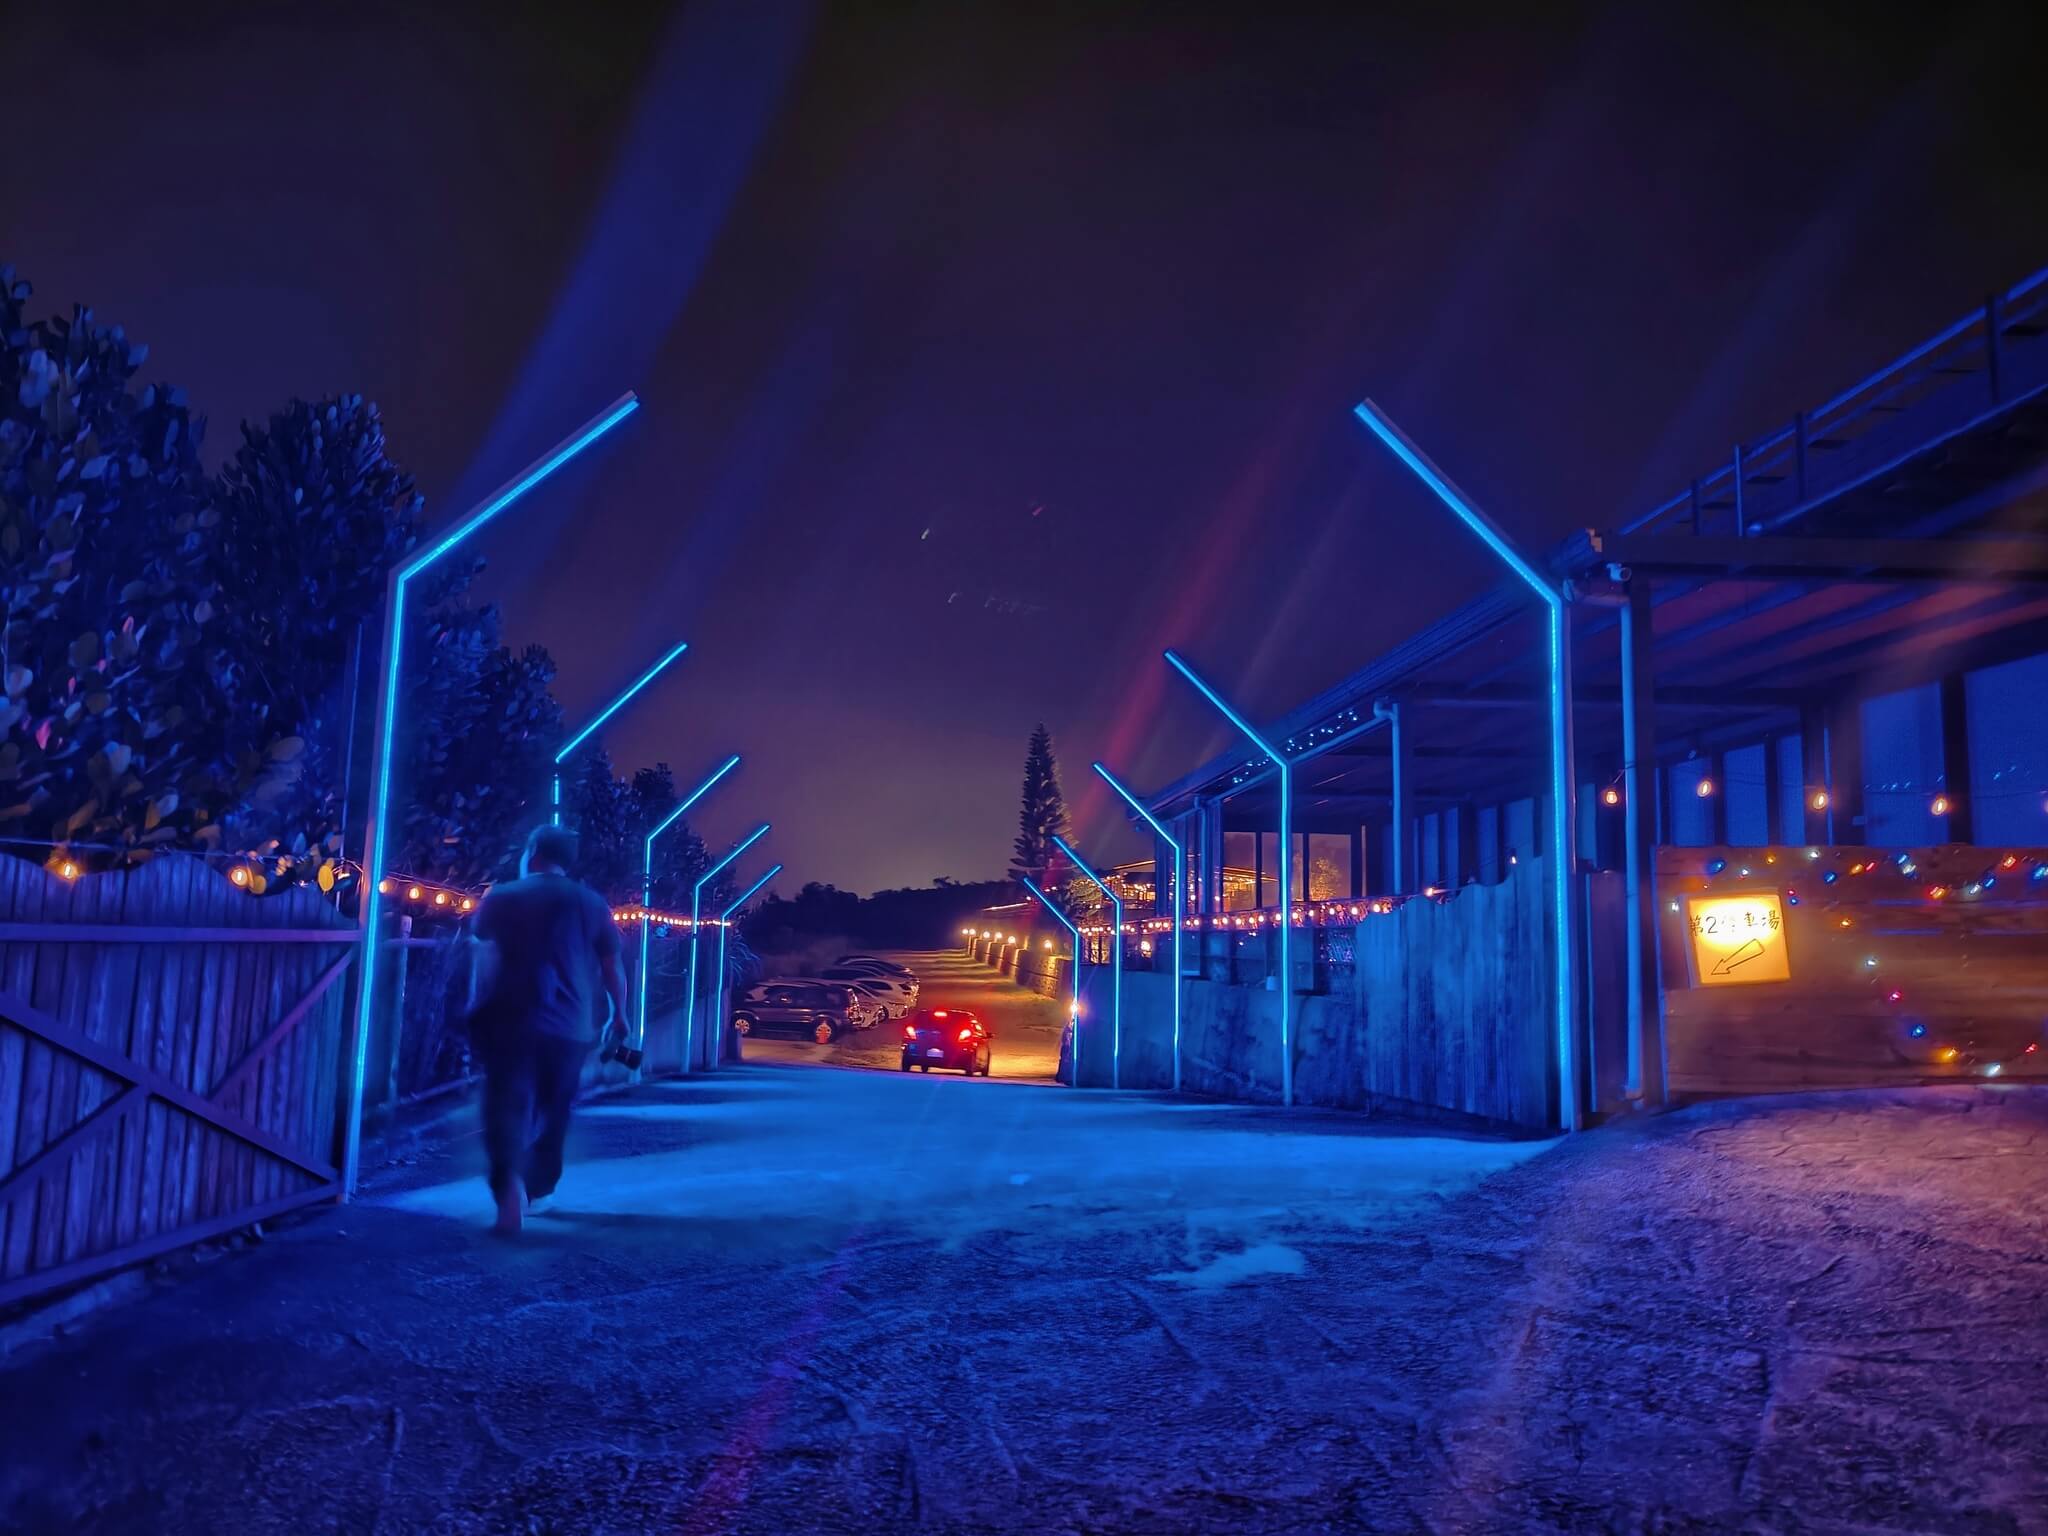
[900,1008,992,1075]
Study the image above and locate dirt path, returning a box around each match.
[2,1074,2043,1533]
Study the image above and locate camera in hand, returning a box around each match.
[599,1036,643,1071]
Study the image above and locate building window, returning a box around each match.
[1724,742,1767,847]
[1966,651,2048,844]
[1222,831,1257,911]
[1670,759,1713,845]
[1862,683,1943,845]
[1258,832,1282,907]
[1505,797,1535,867]
[1776,734,1806,842]
[1306,833,1350,900]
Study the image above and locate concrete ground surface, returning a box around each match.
[742,949,1065,1080]
[1,1020,2043,1532]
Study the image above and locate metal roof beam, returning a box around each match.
[1570,531,2048,584]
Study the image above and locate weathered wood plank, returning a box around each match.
[118,872,165,1250]
[160,873,202,1237]
[76,863,130,1263]
[25,866,72,1275]
[0,857,41,1182]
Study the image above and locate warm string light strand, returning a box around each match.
[1688,843,2046,1078]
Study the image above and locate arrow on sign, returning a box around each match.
[1710,938,1767,976]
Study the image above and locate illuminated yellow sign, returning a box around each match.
[1685,892,1790,986]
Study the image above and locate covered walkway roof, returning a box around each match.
[1147,267,2048,831]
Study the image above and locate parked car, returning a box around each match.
[732,981,875,1044]
[836,954,915,978]
[901,1007,993,1075]
[818,965,918,1018]
[834,959,919,990]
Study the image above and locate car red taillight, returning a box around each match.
[904,1023,918,1039]
[957,1027,972,1042]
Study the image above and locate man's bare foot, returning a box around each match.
[493,1183,525,1237]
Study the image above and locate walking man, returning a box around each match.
[472,824,628,1235]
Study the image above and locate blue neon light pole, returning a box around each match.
[345,392,639,1197]
[1353,398,1580,1131]
[1093,762,1182,1093]
[713,862,783,1061]
[1018,876,1083,1085]
[683,822,769,1073]
[1052,835,1121,1090]
[1163,650,1293,1107]
[637,753,740,1048]
[553,639,690,826]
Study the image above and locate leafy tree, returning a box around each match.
[0,264,681,904]
[745,877,1021,953]
[561,744,635,899]
[0,266,247,851]
[210,394,423,857]
[631,763,711,911]
[395,560,563,887]
[1009,722,1069,889]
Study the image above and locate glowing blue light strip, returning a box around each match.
[344,392,639,1198]
[713,862,782,1066]
[1163,649,1292,1107]
[1353,398,1578,1130]
[683,822,769,1073]
[1093,762,1182,1094]
[552,638,690,826]
[1352,402,1551,596]
[637,753,741,1048]
[1018,875,1083,1085]
[719,861,782,923]
[1052,836,1121,1090]
[397,396,641,585]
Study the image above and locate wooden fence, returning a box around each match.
[0,855,357,1309]
[1058,861,1559,1129]
[1342,856,1555,1128]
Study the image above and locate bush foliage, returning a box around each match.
[0,264,698,901]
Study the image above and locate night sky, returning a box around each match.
[6,1,2047,893]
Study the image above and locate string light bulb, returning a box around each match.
[230,865,251,888]
[57,860,80,881]
[1809,789,1829,811]
[1601,786,1621,807]
[1695,777,1715,798]
[1930,794,1952,817]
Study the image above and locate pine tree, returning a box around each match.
[1009,723,1069,888]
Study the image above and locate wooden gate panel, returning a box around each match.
[0,856,357,1309]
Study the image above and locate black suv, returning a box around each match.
[731,981,871,1045]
